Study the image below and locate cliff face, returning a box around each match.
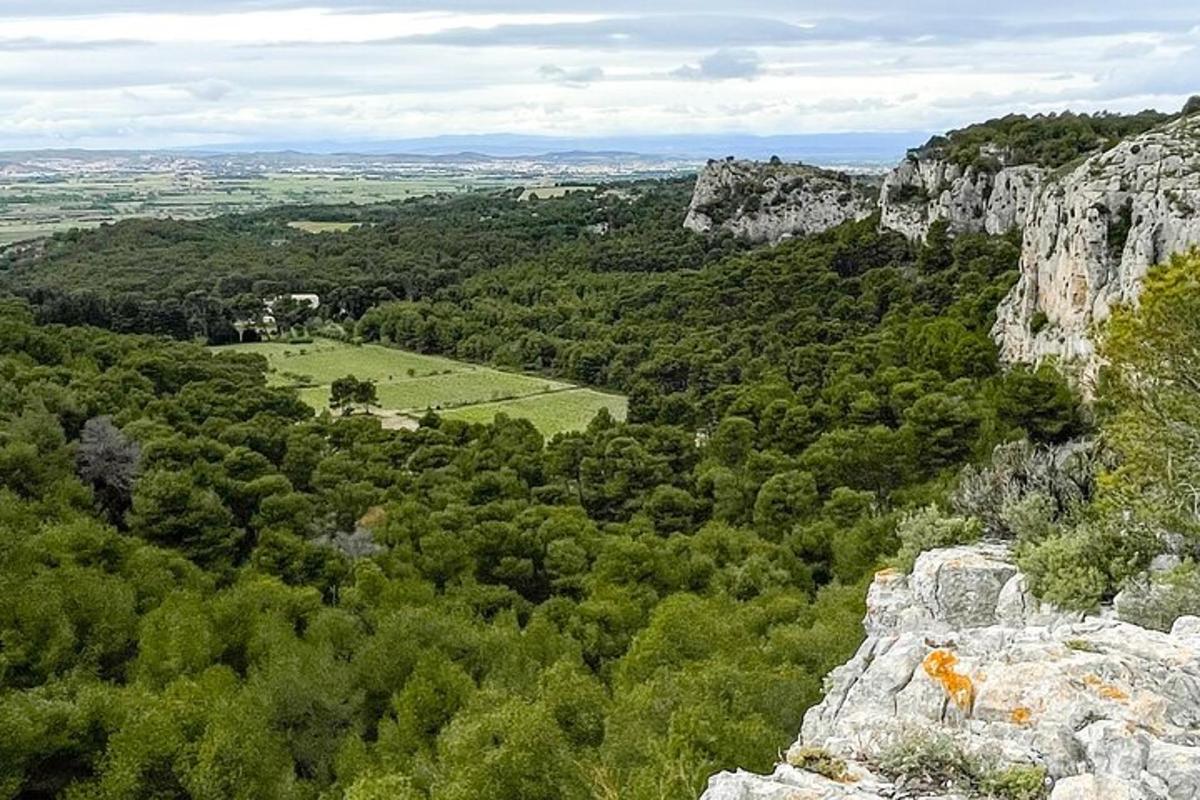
[683,159,877,245]
[878,154,1045,241]
[700,545,1200,800]
[993,115,1200,373]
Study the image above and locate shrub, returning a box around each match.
[978,764,1050,800]
[953,440,1096,538]
[1018,522,1155,611]
[787,746,851,783]
[876,729,978,790]
[893,506,982,573]
[1029,310,1049,334]
[1115,561,1200,632]
[876,730,1048,799]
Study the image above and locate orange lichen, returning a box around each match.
[1098,685,1129,701]
[1081,674,1129,702]
[923,649,975,711]
[1010,707,1033,725]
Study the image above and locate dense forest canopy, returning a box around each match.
[0,170,1096,799]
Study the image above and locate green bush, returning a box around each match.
[1029,311,1049,334]
[893,506,982,573]
[979,764,1050,800]
[787,746,850,782]
[876,730,1048,799]
[1018,523,1155,611]
[1115,561,1200,632]
[876,729,978,790]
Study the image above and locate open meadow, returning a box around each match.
[213,337,626,436]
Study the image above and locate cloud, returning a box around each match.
[538,64,604,85]
[0,36,152,50]
[1099,41,1157,61]
[672,49,761,80]
[180,79,235,101]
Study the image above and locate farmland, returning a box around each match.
[213,337,627,436]
[0,172,498,246]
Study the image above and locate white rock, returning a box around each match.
[879,154,1045,242]
[1171,615,1200,637]
[684,159,877,245]
[1050,774,1153,800]
[993,115,1200,383]
[700,544,1200,800]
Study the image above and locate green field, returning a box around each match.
[286,220,363,234]
[214,338,626,436]
[0,172,510,246]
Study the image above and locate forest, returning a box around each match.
[1,158,1194,799]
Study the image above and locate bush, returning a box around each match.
[1029,310,1048,334]
[953,440,1096,537]
[1018,522,1155,611]
[876,729,978,790]
[787,746,851,783]
[1115,561,1200,632]
[978,764,1050,800]
[876,730,1048,799]
[893,506,981,573]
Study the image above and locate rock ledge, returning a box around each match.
[700,545,1200,800]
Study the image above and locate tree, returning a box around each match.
[330,375,377,416]
[1097,251,1200,542]
[76,417,141,525]
[127,469,242,569]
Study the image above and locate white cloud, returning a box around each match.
[0,2,1196,149]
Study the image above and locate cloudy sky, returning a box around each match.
[1,0,1198,149]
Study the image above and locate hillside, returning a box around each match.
[2,105,1200,800]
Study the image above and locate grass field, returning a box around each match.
[214,338,626,436]
[286,220,362,234]
[0,172,509,246]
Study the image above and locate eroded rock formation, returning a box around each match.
[992,114,1200,374]
[699,545,1200,800]
[878,152,1045,242]
[683,159,877,245]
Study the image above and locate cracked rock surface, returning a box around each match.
[699,545,1200,800]
[878,155,1045,242]
[683,159,877,245]
[993,114,1200,379]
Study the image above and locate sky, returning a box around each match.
[0,1,1197,150]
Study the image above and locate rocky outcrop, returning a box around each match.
[699,545,1200,800]
[879,152,1045,241]
[993,115,1200,375]
[684,159,877,245]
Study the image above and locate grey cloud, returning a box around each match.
[257,14,1190,52]
[181,79,235,101]
[1099,41,1157,61]
[672,49,761,80]
[537,64,604,85]
[9,0,1200,17]
[0,37,153,51]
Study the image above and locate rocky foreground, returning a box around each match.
[699,545,1200,800]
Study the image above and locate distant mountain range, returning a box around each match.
[2,132,929,169]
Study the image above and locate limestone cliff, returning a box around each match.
[993,114,1200,374]
[700,545,1200,800]
[878,149,1045,241]
[683,159,877,245]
